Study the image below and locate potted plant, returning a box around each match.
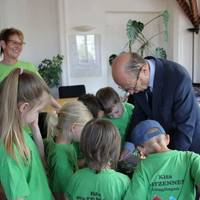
[38,54,63,97]
[125,10,169,58]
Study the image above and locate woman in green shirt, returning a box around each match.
[0,28,40,82]
[0,28,59,106]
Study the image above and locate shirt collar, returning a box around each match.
[146,59,155,91]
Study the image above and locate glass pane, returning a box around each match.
[87,35,96,62]
[76,35,87,62]
[69,34,101,77]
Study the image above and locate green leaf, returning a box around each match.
[127,20,144,44]
[155,47,167,59]
[162,10,169,26]
[38,54,63,88]
[125,10,169,57]
[161,10,169,42]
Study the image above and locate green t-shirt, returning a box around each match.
[45,139,78,193]
[0,60,39,83]
[73,142,84,160]
[0,130,54,200]
[124,150,200,200]
[66,168,130,200]
[104,102,134,146]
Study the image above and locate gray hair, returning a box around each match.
[125,52,146,75]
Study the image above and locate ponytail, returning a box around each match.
[0,68,50,161]
[47,112,58,139]
[0,69,29,160]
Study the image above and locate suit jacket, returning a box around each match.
[128,56,200,153]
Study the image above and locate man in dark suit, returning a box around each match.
[111,52,200,154]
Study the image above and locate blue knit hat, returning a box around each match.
[131,120,166,146]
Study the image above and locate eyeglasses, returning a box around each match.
[118,65,143,93]
[7,39,26,46]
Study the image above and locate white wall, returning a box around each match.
[167,1,192,77]
[0,0,60,66]
[167,0,200,83]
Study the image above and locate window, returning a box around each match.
[76,35,96,63]
[69,34,101,77]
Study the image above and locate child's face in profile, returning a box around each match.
[19,92,49,124]
[107,102,124,118]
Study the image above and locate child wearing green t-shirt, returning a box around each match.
[96,86,134,146]
[124,120,200,200]
[66,119,130,200]
[0,69,54,200]
[45,101,93,200]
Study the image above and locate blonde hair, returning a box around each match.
[47,101,93,141]
[80,119,121,173]
[0,69,50,161]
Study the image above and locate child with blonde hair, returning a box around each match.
[66,119,130,199]
[0,69,53,200]
[45,101,93,200]
[125,120,200,200]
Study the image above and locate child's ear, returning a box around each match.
[137,146,146,159]
[0,40,6,49]
[70,123,77,133]
[165,134,170,145]
[18,102,30,113]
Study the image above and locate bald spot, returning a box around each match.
[111,52,133,86]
